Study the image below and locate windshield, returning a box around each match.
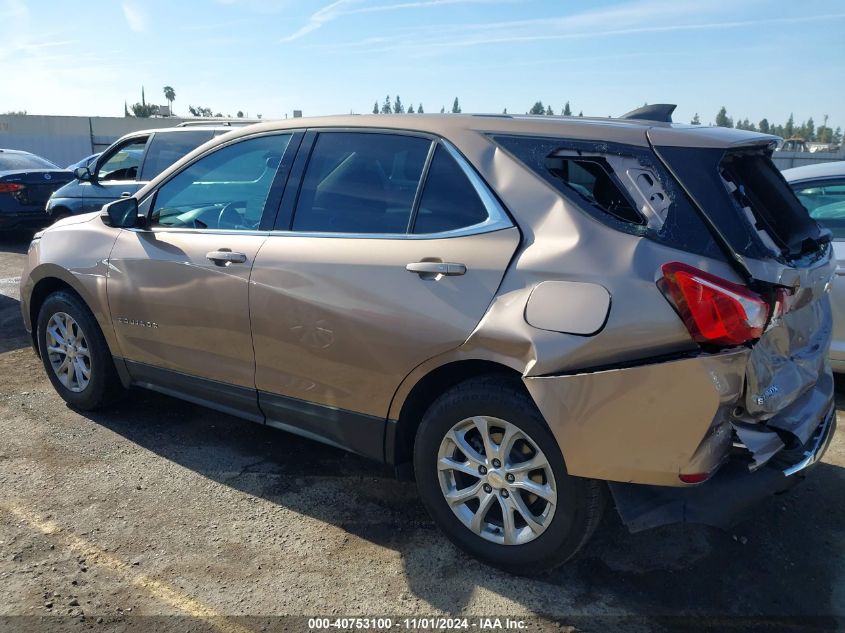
[792,179,845,239]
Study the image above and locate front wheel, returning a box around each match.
[37,290,124,410]
[413,375,605,574]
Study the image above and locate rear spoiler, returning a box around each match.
[620,104,676,123]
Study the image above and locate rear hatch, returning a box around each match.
[648,128,834,460]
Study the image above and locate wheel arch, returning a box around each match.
[386,358,527,470]
[26,267,129,387]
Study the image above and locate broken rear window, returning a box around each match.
[491,134,724,259]
[545,156,644,225]
[720,150,824,259]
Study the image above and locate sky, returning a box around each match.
[1,0,843,128]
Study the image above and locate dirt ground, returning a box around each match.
[0,230,843,633]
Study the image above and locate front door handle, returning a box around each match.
[406,261,467,277]
[206,249,247,266]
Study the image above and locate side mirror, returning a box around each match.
[101,197,142,229]
[73,166,91,181]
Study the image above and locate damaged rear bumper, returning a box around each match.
[610,405,836,532]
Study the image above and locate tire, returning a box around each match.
[50,209,71,224]
[36,290,124,410]
[413,375,605,575]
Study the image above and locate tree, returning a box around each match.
[562,101,572,116]
[440,106,445,113]
[529,101,545,115]
[451,97,461,114]
[381,95,392,114]
[188,105,213,117]
[545,105,554,116]
[805,117,815,141]
[691,113,701,125]
[130,102,158,117]
[502,107,508,114]
[578,111,583,117]
[236,110,244,118]
[833,127,843,145]
[129,86,158,117]
[372,101,378,114]
[407,104,415,114]
[784,113,794,138]
[758,118,770,134]
[715,106,733,128]
[393,95,405,114]
[417,103,424,113]
[162,86,175,116]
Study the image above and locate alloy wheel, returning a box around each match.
[45,312,92,393]
[437,416,557,545]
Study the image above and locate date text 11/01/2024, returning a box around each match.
[307,617,529,630]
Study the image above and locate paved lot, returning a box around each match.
[0,230,843,633]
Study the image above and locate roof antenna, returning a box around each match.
[620,104,676,123]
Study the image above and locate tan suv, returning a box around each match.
[19,112,836,573]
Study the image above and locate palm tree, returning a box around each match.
[163,86,176,116]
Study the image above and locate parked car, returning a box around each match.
[65,152,101,171]
[783,161,845,371]
[0,149,74,231]
[21,114,835,573]
[46,126,236,221]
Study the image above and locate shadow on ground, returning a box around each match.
[0,230,34,254]
[82,385,845,628]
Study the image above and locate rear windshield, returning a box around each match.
[720,150,823,258]
[0,152,58,170]
[651,143,828,264]
[140,130,215,181]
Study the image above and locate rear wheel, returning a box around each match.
[37,290,124,410]
[413,375,605,574]
[50,208,71,223]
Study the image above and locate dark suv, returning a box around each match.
[46,125,240,220]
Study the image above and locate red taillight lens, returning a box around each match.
[679,472,711,484]
[658,262,769,347]
[0,182,24,193]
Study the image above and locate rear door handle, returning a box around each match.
[406,261,467,276]
[206,249,247,266]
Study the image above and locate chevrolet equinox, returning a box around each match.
[20,109,837,573]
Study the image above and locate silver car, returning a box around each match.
[783,161,845,371]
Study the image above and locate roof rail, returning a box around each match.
[619,104,677,123]
[176,120,259,127]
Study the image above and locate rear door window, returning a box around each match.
[139,130,215,181]
[792,178,845,239]
[412,145,489,234]
[292,132,431,234]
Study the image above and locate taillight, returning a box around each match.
[658,262,769,347]
[0,182,24,193]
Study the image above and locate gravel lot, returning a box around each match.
[0,230,843,633]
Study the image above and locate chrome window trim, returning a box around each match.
[134,228,271,237]
[266,225,514,240]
